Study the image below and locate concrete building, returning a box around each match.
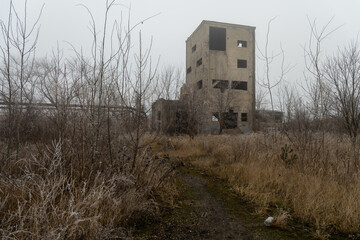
[255,110,284,131]
[151,99,188,134]
[183,20,256,133]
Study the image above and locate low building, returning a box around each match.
[255,109,284,131]
[151,99,189,134]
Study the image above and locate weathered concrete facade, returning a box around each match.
[183,20,256,133]
[151,99,188,134]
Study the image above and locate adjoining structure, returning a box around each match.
[151,99,188,135]
[152,20,256,134]
[255,110,284,131]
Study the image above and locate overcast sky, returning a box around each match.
[1,0,360,103]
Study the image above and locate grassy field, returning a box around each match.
[0,140,177,239]
[2,132,360,239]
[154,133,360,238]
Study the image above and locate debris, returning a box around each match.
[264,216,274,227]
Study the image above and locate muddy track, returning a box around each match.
[174,169,254,240]
[135,166,343,240]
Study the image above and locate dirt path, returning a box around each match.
[175,169,254,240]
[135,166,324,240]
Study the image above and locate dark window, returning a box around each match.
[241,113,248,122]
[231,81,247,90]
[158,111,161,120]
[209,27,226,51]
[197,80,203,89]
[237,40,247,48]
[187,67,192,74]
[192,44,196,53]
[196,58,202,67]
[237,59,247,68]
[212,79,229,92]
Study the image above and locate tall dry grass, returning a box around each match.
[158,133,360,235]
[0,139,175,239]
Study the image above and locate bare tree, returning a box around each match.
[0,0,43,162]
[303,16,342,166]
[157,65,184,100]
[36,47,76,141]
[257,17,293,131]
[324,42,360,172]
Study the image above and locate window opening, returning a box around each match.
[196,58,202,67]
[213,111,238,129]
[237,40,247,48]
[237,59,247,68]
[212,79,229,92]
[209,27,226,51]
[231,81,247,90]
[187,67,192,74]
[241,113,248,122]
[197,80,203,89]
[192,44,197,53]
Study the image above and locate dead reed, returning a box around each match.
[159,133,360,235]
[0,139,175,239]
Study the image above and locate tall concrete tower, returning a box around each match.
[184,20,256,133]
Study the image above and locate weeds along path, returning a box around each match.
[135,165,317,240]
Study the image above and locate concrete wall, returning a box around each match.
[185,21,256,133]
[151,99,188,134]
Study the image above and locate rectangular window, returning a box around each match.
[187,67,192,74]
[241,113,248,122]
[192,44,196,53]
[209,27,226,51]
[237,59,247,68]
[197,80,203,89]
[237,40,247,48]
[196,58,202,67]
[231,81,247,90]
[158,111,161,120]
[212,79,229,92]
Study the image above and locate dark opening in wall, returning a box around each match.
[192,44,197,53]
[197,80,203,89]
[241,113,248,122]
[209,27,226,51]
[213,111,238,129]
[187,67,192,74]
[212,79,229,92]
[166,111,188,135]
[231,81,247,90]
[237,40,247,48]
[237,59,247,68]
[196,58,202,67]
[158,111,161,120]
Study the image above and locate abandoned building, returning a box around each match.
[151,99,189,134]
[255,110,284,131]
[152,20,256,134]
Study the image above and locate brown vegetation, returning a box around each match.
[0,140,175,239]
[156,133,360,235]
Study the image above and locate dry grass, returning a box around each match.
[272,208,291,229]
[158,133,360,235]
[0,140,176,239]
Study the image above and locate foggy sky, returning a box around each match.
[1,0,360,103]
